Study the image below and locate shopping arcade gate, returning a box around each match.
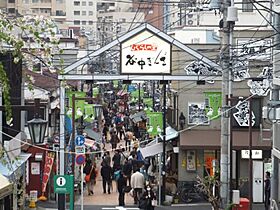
[57,23,223,177]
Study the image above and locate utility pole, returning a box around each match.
[271,5,280,209]
[220,0,235,207]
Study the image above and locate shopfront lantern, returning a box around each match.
[27,116,47,144]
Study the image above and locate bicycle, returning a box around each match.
[177,181,208,203]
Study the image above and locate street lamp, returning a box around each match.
[27,115,47,144]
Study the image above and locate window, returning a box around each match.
[56,0,63,3]
[242,0,253,12]
[74,1,80,5]
[74,20,80,25]
[22,0,29,3]
[32,0,39,3]
[88,21,93,25]
[82,21,86,25]
[74,11,80,15]
[82,11,86,15]
[88,11,93,16]
[56,10,65,16]
[8,8,15,13]
[8,0,15,3]
[88,1,93,6]
[81,1,86,6]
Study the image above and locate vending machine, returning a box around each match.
[253,161,263,203]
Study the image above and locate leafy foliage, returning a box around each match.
[0,11,62,123]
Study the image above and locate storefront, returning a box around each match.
[179,129,271,200]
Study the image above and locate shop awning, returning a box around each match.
[160,126,179,141]
[139,141,173,158]
[0,174,13,199]
[84,127,102,142]
[0,153,31,177]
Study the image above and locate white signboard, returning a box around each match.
[31,162,40,175]
[236,39,272,60]
[75,145,85,154]
[121,30,171,74]
[241,150,262,159]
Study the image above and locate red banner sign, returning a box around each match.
[42,152,55,193]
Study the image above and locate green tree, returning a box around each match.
[0,12,62,123]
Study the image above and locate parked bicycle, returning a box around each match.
[177,181,207,203]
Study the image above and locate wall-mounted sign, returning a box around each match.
[121,30,171,74]
[188,102,209,125]
[185,61,220,76]
[232,59,250,82]
[247,66,272,96]
[31,162,40,175]
[186,150,196,171]
[236,39,272,60]
[204,92,222,120]
[233,100,255,127]
[241,150,262,159]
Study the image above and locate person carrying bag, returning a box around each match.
[83,159,95,196]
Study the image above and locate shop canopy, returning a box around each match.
[130,111,147,123]
[139,141,173,159]
[0,153,31,178]
[159,126,179,141]
[0,174,13,199]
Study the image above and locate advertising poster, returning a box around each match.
[188,102,209,125]
[146,112,163,136]
[84,104,95,123]
[204,92,222,120]
[66,91,86,119]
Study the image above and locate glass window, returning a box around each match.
[32,0,39,3]
[81,1,86,6]
[22,0,29,4]
[82,21,86,25]
[8,8,15,13]
[74,20,80,25]
[88,11,93,16]
[8,0,15,3]
[89,21,93,25]
[82,11,86,15]
[88,1,93,6]
[242,0,253,12]
[74,1,80,5]
[74,10,80,15]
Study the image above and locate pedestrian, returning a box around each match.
[139,184,156,210]
[102,151,111,167]
[117,171,127,206]
[122,158,133,187]
[125,129,133,151]
[101,163,113,194]
[113,150,122,172]
[110,131,119,150]
[83,159,96,196]
[131,168,145,205]
[264,171,271,210]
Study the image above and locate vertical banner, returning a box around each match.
[204,92,222,120]
[146,112,163,136]
[39,152,55,200]
[66,91,86,119]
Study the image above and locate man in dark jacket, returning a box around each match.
[117,171,127,206]
[264,171,271,210]
[101,163,113,194]
[112,150,121,172]
[122,159,132,187]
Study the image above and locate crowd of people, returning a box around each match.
[82,95,158,209]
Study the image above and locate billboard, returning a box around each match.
[121,30,171,74]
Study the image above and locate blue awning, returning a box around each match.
[0,153,31,178]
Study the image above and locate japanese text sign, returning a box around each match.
[121,30,171,74]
